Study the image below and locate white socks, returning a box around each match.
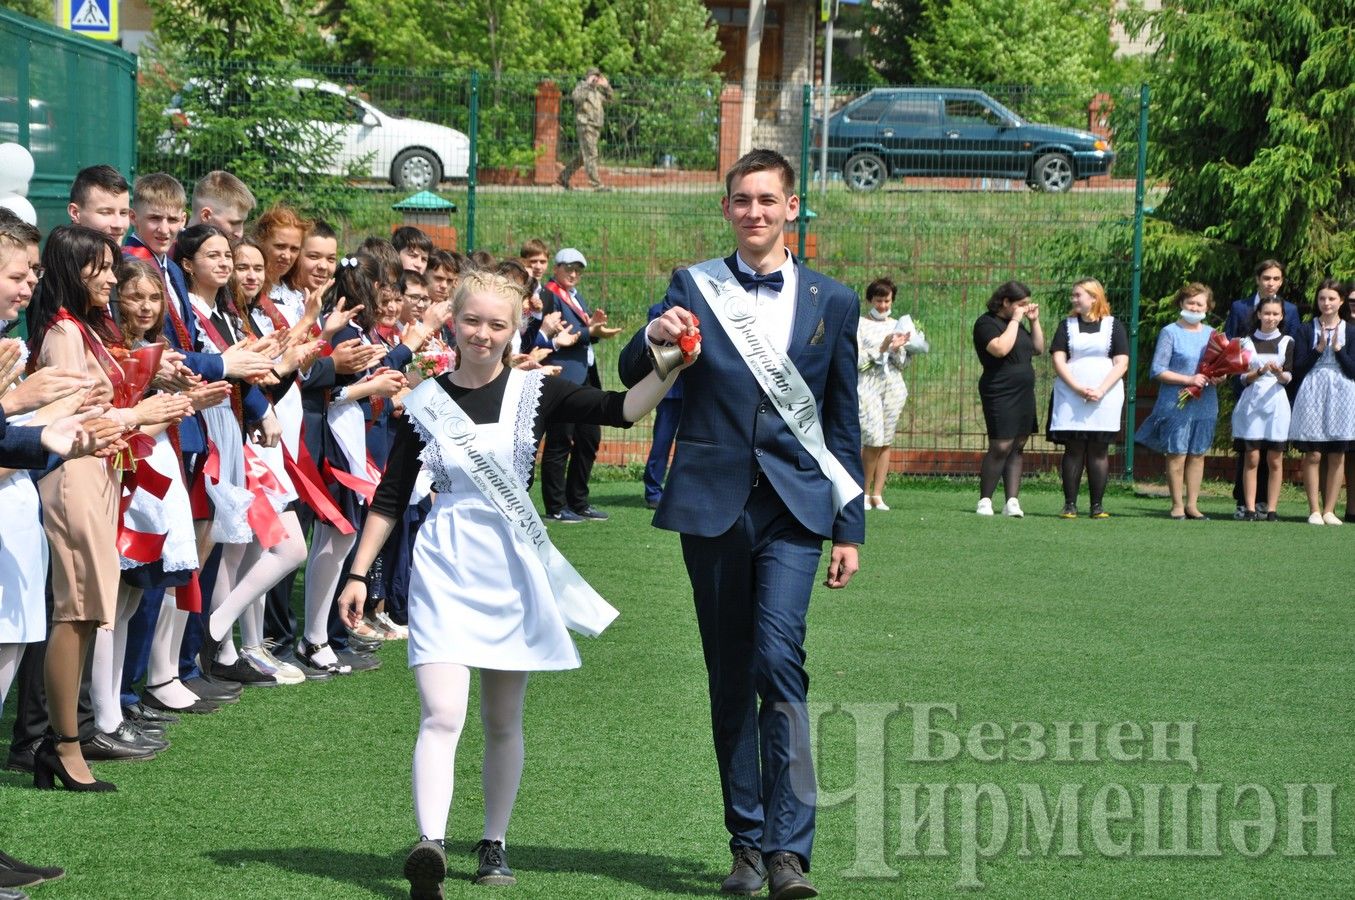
[411,663,528,844]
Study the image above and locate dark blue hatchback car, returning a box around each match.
[818,88,1115,192]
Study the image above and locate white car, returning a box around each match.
[163,78,469,191]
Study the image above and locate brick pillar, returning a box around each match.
[1087,92,1113,188]
[719,84,744,177]
[534,80,561,186]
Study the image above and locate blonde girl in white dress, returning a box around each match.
[336,270,691,896]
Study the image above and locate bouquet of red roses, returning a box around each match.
[111,343,165,468]
[1177,331,1252,407]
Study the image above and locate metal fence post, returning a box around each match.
[1125,82,1150,482]
[798,84,810,259]
[467,70,480,253]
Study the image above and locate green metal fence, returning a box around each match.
[1,7,138,235]
[130,63,1149,477]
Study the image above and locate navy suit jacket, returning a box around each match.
[0,416,50,470]
[620,256,865,544]
[1224,294,1301,339]
[543,280,600,387]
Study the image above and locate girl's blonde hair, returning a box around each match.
[451,270,527,364]
[1073,278,1112,321]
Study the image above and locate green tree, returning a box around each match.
[0,0,51,23]
[909,0,1116,121]
[138,0,354,215]
[1051,0,1355,393]
[861,0,927,84]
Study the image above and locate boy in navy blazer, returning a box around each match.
[620,149,864,900]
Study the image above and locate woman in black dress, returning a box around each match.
[972,280,1043,516]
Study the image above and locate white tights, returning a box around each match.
[90,584,142,734]
[303,523,355,667]
[207,512,307,657]
[412,663,528,843]
[0,642,23,717]
[146,590,198,708]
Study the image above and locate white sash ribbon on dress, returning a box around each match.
[688,258,862,513]
[402,378,619,637]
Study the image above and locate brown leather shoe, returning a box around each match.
[720,846,765,895]
[767,851,817,900]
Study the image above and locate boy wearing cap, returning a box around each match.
[539,248,621,522]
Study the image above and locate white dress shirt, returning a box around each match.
[732,249,797,353]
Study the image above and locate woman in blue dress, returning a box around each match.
[1135,283,1224,519]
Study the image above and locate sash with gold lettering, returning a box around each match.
[402,376,619,637]
[688,258,862,513]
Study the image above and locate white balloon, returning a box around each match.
[0,195,37,226]
[0,143,35,197]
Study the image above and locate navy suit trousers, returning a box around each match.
[680,480,822,869]
[642,397,682,503]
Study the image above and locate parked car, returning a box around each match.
[817,88,1115,193]
[162,78,469,191]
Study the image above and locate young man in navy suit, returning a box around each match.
[620,149,864,900]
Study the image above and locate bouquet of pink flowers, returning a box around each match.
[410,350,454,382]
[1177,331,1252,407]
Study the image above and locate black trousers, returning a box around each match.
[539,420,601,514]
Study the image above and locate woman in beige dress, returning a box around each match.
[27,225,187,791]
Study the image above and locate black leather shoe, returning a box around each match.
[0,869,38,889]
[767,852,816,900]
[404,838,446,900]
[209,659,279,687]
[0,885,29,899]
[0,850,63,887]
[4,740,40,775]
[275,649,334,682]
[182,675,242,704]
[473,839,516,886]
[336,649,381,673]
[80,728,158,762]
[116,721,168,751]
[123,701,179,725]
[142,681,220,715]
[720,846,766,895]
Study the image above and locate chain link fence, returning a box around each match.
[129,64,1149,477]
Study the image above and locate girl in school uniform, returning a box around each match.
[1231,296,1294,520]
[1288,279,1355,525]
[336,270,689,895]
[1047,278,1129,518]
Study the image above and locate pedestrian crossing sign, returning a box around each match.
[60,0,119,42]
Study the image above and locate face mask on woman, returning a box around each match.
[868,308,891,321]
[1179,310,1206,325]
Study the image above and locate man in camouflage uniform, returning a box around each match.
[559,67,613,191]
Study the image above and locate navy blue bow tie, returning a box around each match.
[733,267,784,293]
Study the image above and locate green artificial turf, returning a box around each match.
[2,480,1351,898]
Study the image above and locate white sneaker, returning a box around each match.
[245,645,305,685]
[374,611,409,640]
[1308,511,1325,525]
[1322,512,1343,526]
[1004,497,1024,518]
[976,497,994,516]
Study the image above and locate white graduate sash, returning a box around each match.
[402,379,619,637]
[688,258,863,513]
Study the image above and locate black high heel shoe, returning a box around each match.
[32,734,116,793]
